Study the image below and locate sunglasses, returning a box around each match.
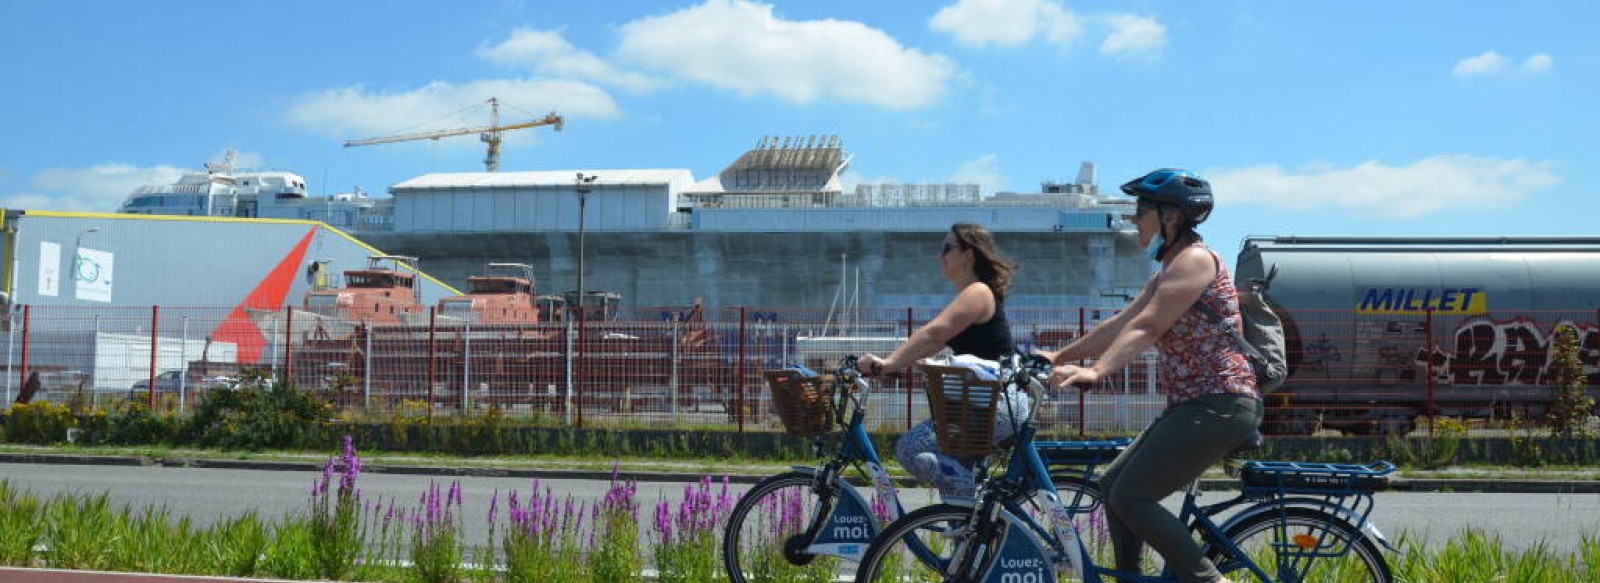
[1122,200,1159,221]
[941,241,962,256]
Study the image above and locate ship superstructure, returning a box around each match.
[364,135,1146,311]
[117,150,391,231]
[110,136,1147,312]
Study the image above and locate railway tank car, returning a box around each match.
[1234,236,1600,435]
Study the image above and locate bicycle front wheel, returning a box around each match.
[1015,477,1118,568]
[1210,507,1392,583]
[722,471,851,583]
[854,503,979,583]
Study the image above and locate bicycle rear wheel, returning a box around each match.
[722,471,851,583]
[1210,507,1392,583]
[854,503,978,583]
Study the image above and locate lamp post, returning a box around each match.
[570,173,597,427]
[574,173,597,316]
[75,227,100,250]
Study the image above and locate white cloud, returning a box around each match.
[284,79,618,139]
[614,0,956,110]
[1522,53,1554,74]
[949,154,1008,194]
[478,28,662,92]
[3,163,188,212]
[1453,51,1510,78]
[1099,14,1166,59]
[929,0,1083,48]
[1209,156,1560,219]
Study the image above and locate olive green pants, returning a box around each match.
[1098,393,1263,583]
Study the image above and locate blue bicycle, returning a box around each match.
[722,355,1125,583]
[853,353,1398,583]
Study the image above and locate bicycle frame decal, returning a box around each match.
[981,515,1056,583]
[804,478,880,562]
[1038,491,1085,582]
[865,460,902,521]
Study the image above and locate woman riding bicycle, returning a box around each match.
[856,222,1022,500]
[1042,169,1262,583]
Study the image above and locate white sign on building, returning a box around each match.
[38,241,60,297]
[74,247,114,303]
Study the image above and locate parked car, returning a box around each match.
[129,370,234,395]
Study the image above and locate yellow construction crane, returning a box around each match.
[343,97,563,172]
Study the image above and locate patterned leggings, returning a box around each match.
[895,389,1032,498]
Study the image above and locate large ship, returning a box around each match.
[117,149,391,231]
[115,136,1149,313]
[362,135,1147,312]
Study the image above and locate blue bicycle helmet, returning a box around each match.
[1120,168,1213,225]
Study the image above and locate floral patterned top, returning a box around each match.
[1153,247,1258,404]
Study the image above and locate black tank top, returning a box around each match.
[946,298,1012,359]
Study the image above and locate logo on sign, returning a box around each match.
[1357,287,1486,315]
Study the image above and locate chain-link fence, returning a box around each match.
[3,304,1595,435]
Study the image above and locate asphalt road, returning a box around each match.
[1,462,1597,554]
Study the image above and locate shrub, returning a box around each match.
[1,401,76,444]
[1548,326,1595,439]
[85,400,182,445]
[183,370,333,450]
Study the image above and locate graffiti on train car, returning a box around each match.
[1416,319,1600,386]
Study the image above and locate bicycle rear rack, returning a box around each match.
[1238,460,1395,495]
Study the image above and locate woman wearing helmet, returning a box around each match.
[1038,169,1261,583]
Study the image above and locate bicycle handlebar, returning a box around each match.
[831,354,873,407]
[994,350,1054,423]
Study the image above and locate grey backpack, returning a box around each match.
[1195,267,1288,392]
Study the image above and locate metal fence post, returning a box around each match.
[147,305,160,409]
[7,306,23,403]
[4,307,16,403]
[20,305,32,395]
[1078,306,1088,437]
[284,307,294,381]
[427,306,437,413]
[736,306,747,433]
[670,319,680,421]
[576,305,585,429]
[364,324,372,412]
[278,306,289,375]
[1425,307,1436,438]
[564,317,574,426]
[179,315,189,413]
[91,314,99,394]
[462,322,471,410]
[905,307,914,430]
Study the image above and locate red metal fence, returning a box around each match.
[4,305,1595,435]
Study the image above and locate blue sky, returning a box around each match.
[2,0,1593,266]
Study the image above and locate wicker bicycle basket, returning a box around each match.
[764,369,838,437]
[919,363,1007,457]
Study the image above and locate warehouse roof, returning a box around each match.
[390,169,693,191]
